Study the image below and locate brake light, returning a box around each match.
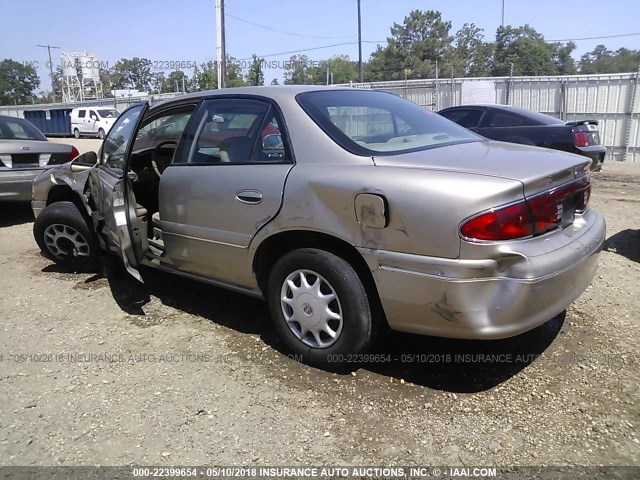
[68,145,80,161]
[574,131,589,147]
[460,177,591,241]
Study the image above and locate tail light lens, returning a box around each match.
[574,131,589,147]
[460,177,591,241]
[68,146,80,161]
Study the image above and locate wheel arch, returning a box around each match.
[253,229,386,324]
[46,184,94,225]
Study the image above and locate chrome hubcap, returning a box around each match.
[280,269,343,348]
[44,224,90,259]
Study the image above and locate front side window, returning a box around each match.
[133,109,194,152]
[101,104,145,176]
[297,90,479,156]
[440,109,483,129]
[178,98,290,165]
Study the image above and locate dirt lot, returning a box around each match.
[0,155,639,468]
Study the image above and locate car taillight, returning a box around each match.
[68,145,80,161]
[574,131,589,147]
[460,177,591,241]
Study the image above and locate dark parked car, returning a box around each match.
[0,115,79,201]
[438,105,606,171]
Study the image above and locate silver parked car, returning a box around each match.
[31,86,605,368]
[0,115,79,201]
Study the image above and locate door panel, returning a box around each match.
[159,164,292,287]
[158,97,293,288]
[88,103,148,280]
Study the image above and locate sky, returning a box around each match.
[1,0,639,92]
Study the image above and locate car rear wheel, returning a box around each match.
[267,248,376,368]
[33,201,99,273]
[73,128,80,139]
[98,128,105,140]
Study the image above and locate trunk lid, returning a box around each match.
[0,140,73,169]
[373,139,591,197]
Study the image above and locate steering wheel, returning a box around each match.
[151,140,178,178]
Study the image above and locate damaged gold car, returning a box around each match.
[31,86,606,367]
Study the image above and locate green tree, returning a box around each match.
[492,25,557,76]
[0,59,40,105]
[320,55,358,84]
[163,70,188,92]
[150,71,165,93]
[451,23,494,77]
[270,78,280,85]
[109,57,154,91]
[552,41,577,75]
[579,45,640,74]
[192,56,245,90]
[192,61,217,90]
[247,54,265,86]
[366,10,454,80]
[284,55,315,84]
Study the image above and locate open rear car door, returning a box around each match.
[88,103,149,281]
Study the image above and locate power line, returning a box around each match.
[226,12,355,40]
[237,40,386,62]
[548,32,640,42]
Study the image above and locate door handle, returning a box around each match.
[236,190,263,205]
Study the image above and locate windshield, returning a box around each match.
[97,109,120,119]
[297,90,479,156]
[0,117,47,141]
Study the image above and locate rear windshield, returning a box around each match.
[97,109,119,118]
[296,90,479,156]
[0,117,47,141]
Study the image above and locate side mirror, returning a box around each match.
[90,115,98,121]
[70,151,98,172]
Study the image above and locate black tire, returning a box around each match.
[33,201,100,273]
[98,128,105,140]
[267,248,376,369]
[73,128,80,139]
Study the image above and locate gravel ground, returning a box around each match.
[0,156,639,468]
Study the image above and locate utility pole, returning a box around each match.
[501,0,505,28]
[357,0,363,83]
[216,0,227,89]
[37,44,61,103]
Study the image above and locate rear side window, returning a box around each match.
[78,110,86,118]
[177,98,291,165]
[488,111,525,127]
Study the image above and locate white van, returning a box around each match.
[70,108,120,139]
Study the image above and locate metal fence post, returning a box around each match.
[624,65,640,162]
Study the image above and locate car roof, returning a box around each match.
[0,114,28,120]
[439,104,563,125]
[150,85,357,110]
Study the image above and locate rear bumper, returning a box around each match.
[359,209,606,339]
[577,146,606,171]
[0,169,43,202]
